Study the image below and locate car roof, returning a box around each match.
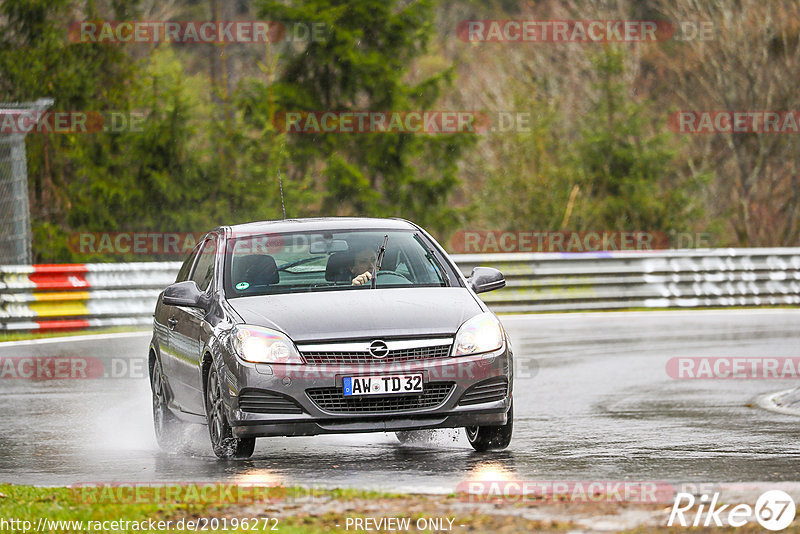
[223,217,418,236]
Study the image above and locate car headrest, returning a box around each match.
[233,255,279,286]
[325,252,352,282]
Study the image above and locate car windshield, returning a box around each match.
[224,230,448,296]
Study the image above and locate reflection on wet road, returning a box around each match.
[1,310,799,491]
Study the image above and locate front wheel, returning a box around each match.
[205,365,256,459]
[465,401,513,452]
[151,358,186,452]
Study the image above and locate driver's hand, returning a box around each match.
[352,271,372,285]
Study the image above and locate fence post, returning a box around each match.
[0,98,54,264]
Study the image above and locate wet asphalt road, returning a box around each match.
[1,309,799,493]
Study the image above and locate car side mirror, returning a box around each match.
[163,281,206,308]
[467,267,506,294]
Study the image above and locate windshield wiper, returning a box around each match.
[278,256,322,271]
[370,234,388,289]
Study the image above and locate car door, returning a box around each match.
[158,244,200,401]
[169,236,217,415]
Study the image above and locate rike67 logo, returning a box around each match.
[668,490,796,531]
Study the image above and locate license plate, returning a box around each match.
[343,374,423,396]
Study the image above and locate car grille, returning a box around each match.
[458,378,509,406]
[301,343,452,365]
[306,382,454,414]
[238,388,304,414]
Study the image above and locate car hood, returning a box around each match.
[227,287,483,342]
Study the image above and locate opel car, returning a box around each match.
[149,217,513,459]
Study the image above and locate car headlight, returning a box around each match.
[231,325,304,364]
[452,312,504,356]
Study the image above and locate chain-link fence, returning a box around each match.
[0,99,53,264]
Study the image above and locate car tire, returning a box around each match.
[205,365,256,459]
[465,401,513,452]
[151,358,186,452]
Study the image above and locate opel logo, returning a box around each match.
[369,340,389,359]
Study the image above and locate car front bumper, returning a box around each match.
[221,344,513,438]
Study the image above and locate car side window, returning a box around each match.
[175,246,200,283]
[191,239,216,292]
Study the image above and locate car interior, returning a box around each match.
[227,233,442,295]
[232,254,280,288]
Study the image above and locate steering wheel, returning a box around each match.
[375,270,412,284]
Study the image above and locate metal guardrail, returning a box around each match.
[0,263,180,331]
[1,248,799,331]
[455,248,800,313]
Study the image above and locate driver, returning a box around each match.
[350,246,377,285]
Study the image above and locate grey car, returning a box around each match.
[149,217,513,459]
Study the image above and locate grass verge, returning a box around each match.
[0,483,581,533]
[2,483,795,532]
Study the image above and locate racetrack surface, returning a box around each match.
[1,310,799,494]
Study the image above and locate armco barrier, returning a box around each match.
[0,263,180,331]
[1,248,799,331]
[454,248,800,313]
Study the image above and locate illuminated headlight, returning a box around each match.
[232,325,304,364]
[452,312,504,356]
